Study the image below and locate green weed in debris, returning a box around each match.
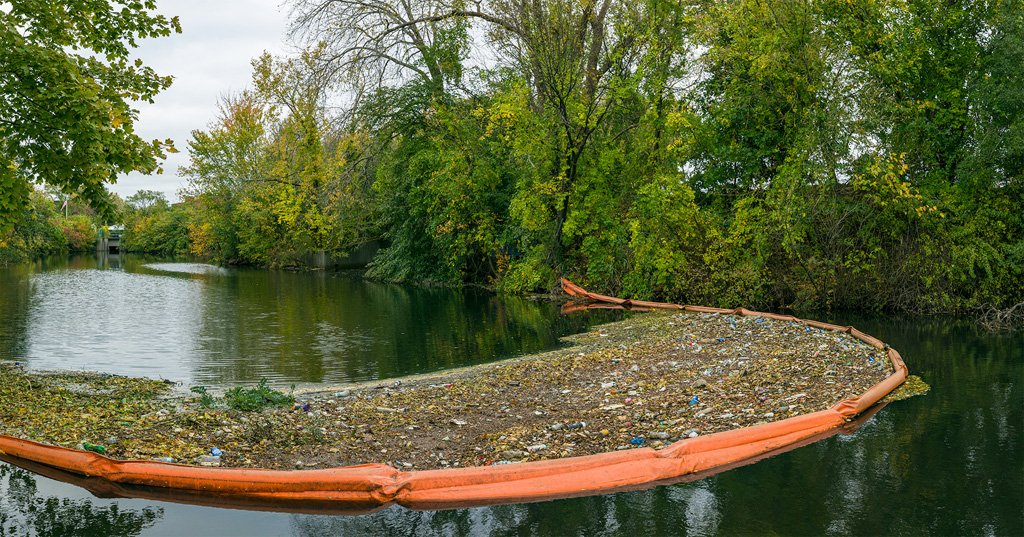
[223,379,294,412]
[190,386,215,408]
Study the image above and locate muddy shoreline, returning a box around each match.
[0,311,894,471]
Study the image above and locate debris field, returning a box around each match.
[0,311,894,471]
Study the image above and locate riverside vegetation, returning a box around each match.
[2,0,1022,320]
[0,190,100,264]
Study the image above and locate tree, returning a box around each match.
[166,0,1021,313]
[291,0,661,273]
[182,48,373,266]
[0,1,180,228]
[180,93,270,263]
[125,190,169,215]
[290,0,473,103]
[252,49,342,254]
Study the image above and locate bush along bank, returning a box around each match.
[0,190,97,264]
[155,0,1021,319]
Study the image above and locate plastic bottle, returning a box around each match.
[81,443,106,455]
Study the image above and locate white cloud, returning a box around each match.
[113,0,291,202]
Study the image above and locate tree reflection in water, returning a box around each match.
[0,285,1018,536]
[285,483,723,536]
[0,464,162,537]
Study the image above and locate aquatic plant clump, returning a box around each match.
[0,312,895,470]
[222,379,294,412]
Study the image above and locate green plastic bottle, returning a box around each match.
[82,443,107,455]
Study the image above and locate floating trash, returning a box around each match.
[0,302,895,472]
[81,443,106,455]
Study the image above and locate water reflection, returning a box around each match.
[0,264,31,357]
[279,484,728,536]
[24,268,205,380]
[143,263,229,276]
[0,464,163,537]
[0,268,1019,535]
[0,255,619,386]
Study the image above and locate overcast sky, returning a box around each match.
[115,0,291,202]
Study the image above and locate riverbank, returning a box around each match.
[0,310,912,471]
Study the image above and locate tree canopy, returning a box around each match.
[0,0,180,226]
[7,0,1021,317]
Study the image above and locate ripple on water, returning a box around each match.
[2,258,623,388]
[23,269,203,381]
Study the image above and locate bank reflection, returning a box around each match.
[277,482,725,536]
[0,255,620,386]
[188,269,619,386]
[0,463,163,537]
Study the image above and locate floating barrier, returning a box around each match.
[0,279,908,512]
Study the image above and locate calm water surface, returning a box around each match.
[0,256,1020,536]
[0,255,619,386]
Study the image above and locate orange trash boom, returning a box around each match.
[0,279,908,512]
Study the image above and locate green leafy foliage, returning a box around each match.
[133,0,1024,316]
[0,188,100,262]
[59,215,97,252]
[180,50,373,268]
[190,386,215,408]
[121,206,189,257]
[0,0,181,226]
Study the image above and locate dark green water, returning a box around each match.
[0,257,1021,536]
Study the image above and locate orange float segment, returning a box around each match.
[0,279,908,511]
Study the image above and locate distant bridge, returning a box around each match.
[96,227,122,254]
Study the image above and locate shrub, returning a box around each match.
[59,215,96,251]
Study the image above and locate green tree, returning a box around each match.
[121,190,188,256]
[125,190,169,215]
[0,188,65,263]
[181,93,269,263]
[0,1,181,227]
[183,48,374,267]
[168,0,1023,316]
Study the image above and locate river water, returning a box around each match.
[0,256,1020,536]
[0,255,620,387]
